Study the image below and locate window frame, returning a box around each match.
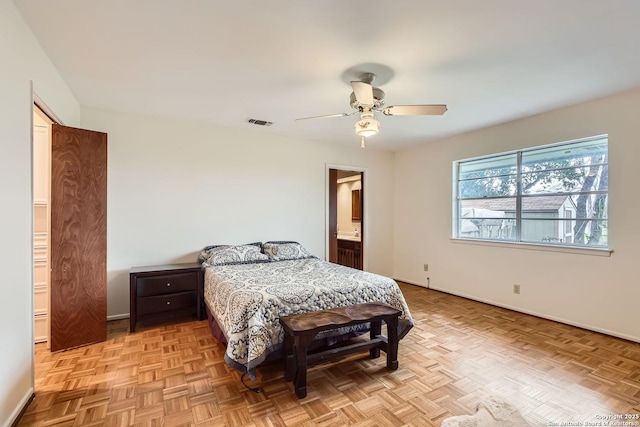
[452,135,610,254]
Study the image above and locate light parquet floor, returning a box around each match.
[19,283,640,426]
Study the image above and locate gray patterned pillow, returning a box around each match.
[198,242,262,264]
[262,241,315,261]
[202,244,270,267]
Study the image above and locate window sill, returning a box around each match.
[449,237,613,257]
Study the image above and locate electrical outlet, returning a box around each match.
[513,284,521,294]
[423,263,429,272]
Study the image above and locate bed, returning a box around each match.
[199,241,414,379]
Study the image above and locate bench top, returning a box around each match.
[279,302,401,335]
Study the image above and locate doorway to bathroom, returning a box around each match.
[328,168,364,270]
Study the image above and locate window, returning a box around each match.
[453,135,608,248]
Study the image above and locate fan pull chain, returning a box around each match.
[361,136,366,149]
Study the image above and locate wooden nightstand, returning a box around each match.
[129,263,204,332]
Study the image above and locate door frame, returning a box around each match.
[32,103,54,347]
[325,163,368,270]
[34,93,64,126]
[31,88,64,351]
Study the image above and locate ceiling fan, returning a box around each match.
[296,72,447,148]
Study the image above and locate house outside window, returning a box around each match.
[453,135,608,248]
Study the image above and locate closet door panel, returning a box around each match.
[50,124,107,352]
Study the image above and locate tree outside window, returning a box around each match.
[454,136,608,248]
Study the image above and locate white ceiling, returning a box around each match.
[14,0,640,151]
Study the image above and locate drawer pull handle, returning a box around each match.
[166,283,171,287]
[166,301,171,305]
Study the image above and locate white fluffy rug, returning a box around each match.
[441,396,532,427]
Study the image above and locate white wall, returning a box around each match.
[394,88,640,342]
[80,108,396,318]
[337,178,362,236]
[0,1,80,426]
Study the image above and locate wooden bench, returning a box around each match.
[279,302,401,398]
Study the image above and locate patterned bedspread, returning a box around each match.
[203,257,413,378]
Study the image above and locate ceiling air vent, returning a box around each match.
[248,118,273,126]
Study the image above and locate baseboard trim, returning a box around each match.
[394,277,427,288]
[394,277,640,345]
[107,313,130,321]
[7,388,34,427]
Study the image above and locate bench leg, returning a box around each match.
[283,334,294,381]
[386,315,399,370]
[370,320,382,359]
[293,335,314,398]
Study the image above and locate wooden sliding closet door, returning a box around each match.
[50,124,107,352]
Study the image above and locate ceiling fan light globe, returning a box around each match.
[354,118,380,138]
[357,130,377,137]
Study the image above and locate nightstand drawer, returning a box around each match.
[137,291,197,316]
[136,272,197,297]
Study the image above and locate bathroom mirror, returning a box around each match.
[352,189,361,221]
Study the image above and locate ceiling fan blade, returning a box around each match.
[351,81,374,105]
[295,112,353,121]
[383,105,448,116]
